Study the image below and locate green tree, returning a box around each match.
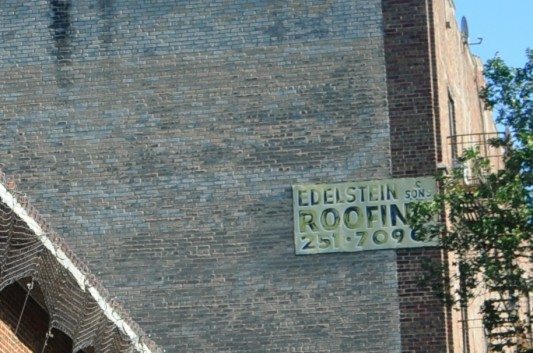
[410,51,532,352]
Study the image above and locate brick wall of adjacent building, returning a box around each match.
[0,320,32,353]
[433,0,497,168]
[0,318,34,353]
[432,1,500,352]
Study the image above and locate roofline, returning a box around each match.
[0,181,158,353]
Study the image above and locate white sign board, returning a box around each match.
[292,177,438,254]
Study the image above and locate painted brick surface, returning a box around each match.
[1,1,402,352]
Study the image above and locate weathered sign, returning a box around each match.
[292,177,438,254]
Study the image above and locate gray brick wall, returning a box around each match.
[0,1,400,352]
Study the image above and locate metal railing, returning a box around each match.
[447,132,506,183]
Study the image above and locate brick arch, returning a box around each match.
[45,328,75,353]
[0,279,99,353]
[0,279,72,353]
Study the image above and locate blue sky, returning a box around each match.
[454,0,532,68]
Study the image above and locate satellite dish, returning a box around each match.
[460,16,469,43]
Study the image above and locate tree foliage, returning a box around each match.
[410,51,532,352]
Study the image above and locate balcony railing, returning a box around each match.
[447,132,506,183]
